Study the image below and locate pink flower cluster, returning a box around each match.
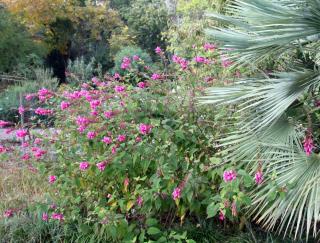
[115,85,126,93]
[139,123,152,135]
[137,81,147,89]
[102,136,112,144]
[255,171,263,184]
[194,56,211,64]
[35,107,53,116]
[121,57,131,70]
[133,55,140,61]
[18,106,25,115]
[87,131,97,140]
[223,170,237,182]
[151,73,162,80]
[172,55,188,70]
[38,88,53,101]
[155,46,163,55]
[51,212,64,221]
[114,72,121,79]
[79,161,90,171]
[203,43,216,51]
[16,129,28,138]
[60,101,71,110]
[48,175,57,184]
[172,187,181,200]
[304,136,314,156]
[4,209,14,218]
[96,161,107,171]
[117,134,126,143]
[0,120,11,127]
[32,147,47,159]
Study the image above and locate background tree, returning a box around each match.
[0,7,44,73]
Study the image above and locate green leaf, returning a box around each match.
[207,203,220,218]
[147,227,161,235]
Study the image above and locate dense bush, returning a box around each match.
[0,45,262,241]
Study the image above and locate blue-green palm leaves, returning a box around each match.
[201,0,320,239]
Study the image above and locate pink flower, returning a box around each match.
[117,134,126,143]
[87,131,97,140]
[4,209,14,218]
[136,195,143,206]
[48,175,57,184]
[135,136,142,143]
[96,161,106,171]
[79,161,90,171]
[114,72,121,79]
[76,116,90,127]
[0,144,6,153]
[42,213,48,221]
[104,111,114,119]
[203,43,216,51]
[223,170,237,182]
[18,106,25,115]
[133,55,140,61]
[34,138,42,145]
[111,146,117,154]
[151,73,162,80]
[304,136,314,156]
[121,57,131,70]
[139,123,152,135]
[219,211,225,221]
[38,88,53,101]
[92,77,101,85]
[102,136,112,144]
[114,85,126,93]
[22,153,30,161]
[22,142,29,148]
[16,129,28,138]
[35,108,53,116]
[0,120,11,127]
[124,177,129,187]
[25,94,36,101]
[255,171,263,184]
[90,100,101,110]
[51,213,64,221]
[194,56,206,63]
[155,46,162,54]
[172,55,188,70]
[60,101,71,110]
[33,148,46,159]
[137,81,147,89]
[172,187,181,200]
[221,55,232,68]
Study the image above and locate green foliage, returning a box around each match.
[0,7,44,73]
[0,69,58,122]
[122,0,169,54]
[66,57,102,85]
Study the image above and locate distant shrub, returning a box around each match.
[113,46,153,75]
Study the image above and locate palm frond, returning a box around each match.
[205,0,320,65]
[200,69,320,132]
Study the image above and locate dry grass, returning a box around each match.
[0,154,47,216]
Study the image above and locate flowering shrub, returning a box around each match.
[0,44,260,241]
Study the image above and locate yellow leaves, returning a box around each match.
[126,200,135,212]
